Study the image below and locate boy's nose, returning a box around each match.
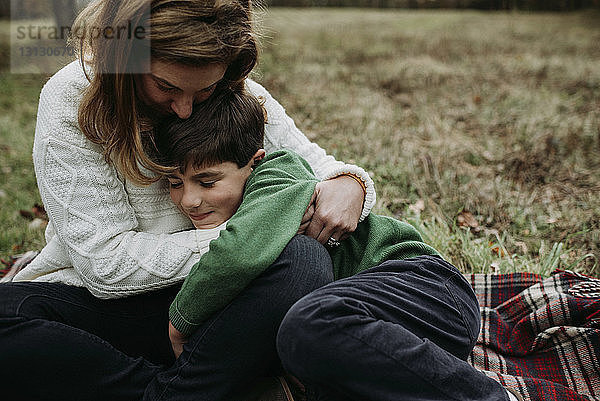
[181,190,202,210]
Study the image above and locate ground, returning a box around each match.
[0,8,598,276]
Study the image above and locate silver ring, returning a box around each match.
[326,236,341,247]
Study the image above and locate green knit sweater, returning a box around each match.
[169,150,439,335]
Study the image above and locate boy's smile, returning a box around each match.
[167,150,265,229]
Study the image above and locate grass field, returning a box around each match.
[0,9,599,276]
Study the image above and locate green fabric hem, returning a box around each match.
[169,301,200,337]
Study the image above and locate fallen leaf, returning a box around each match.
[19,204,48,221]
[19,210,34,220]
[32,203,47,220]
[457,211,479,230]
[489,241,507,257]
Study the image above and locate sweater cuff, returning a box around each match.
[169,300,200,337]
[321,164,376,222]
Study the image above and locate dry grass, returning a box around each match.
[254,8,600,275]
[1,9,599,275]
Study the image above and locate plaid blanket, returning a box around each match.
[467,271,600,401]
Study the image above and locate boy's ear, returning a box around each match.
[251,149,266,167]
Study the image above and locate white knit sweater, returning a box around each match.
[14,60,376,298]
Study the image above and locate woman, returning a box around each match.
[0,0,371,400]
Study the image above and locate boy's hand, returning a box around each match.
[302,175,363,244]
[169,321,187,359]
[297,192,316,235]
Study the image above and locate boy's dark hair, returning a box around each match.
[155,88,266,172]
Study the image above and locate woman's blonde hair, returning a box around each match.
[71,0,259,185]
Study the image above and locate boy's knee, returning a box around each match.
[274,235,334,291]
[280,235,331,267]
[256,236,334,323]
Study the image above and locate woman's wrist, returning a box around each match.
[337,172,367,196]
[320,164,376,223]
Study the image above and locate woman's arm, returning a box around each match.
[30,62,221,298]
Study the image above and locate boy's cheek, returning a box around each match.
[169,190,181,206]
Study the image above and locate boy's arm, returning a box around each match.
[169,151,318,336]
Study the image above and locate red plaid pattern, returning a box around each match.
[467,271,600,401]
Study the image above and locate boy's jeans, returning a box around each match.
[277,255,510,401]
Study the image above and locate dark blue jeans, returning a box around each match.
[0,235,334,401]
[277,255,510,401]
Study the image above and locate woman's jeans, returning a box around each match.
[277,255,509,401]
[0,235,335,401]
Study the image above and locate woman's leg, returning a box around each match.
[277,255,510,401]
[0,281,171,401]
[144,234,334,401]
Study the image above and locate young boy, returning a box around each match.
[155,88,517,401]
[154,88,439,336]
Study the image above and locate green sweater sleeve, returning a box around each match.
[169,151,318,335]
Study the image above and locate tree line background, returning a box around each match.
[0,1,81,24]
[0,0,599,19]
[265,0,600,9]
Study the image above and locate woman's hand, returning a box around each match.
[169,321,187,359]
[298,175,364,244]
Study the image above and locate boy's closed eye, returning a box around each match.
[197,180,217,188]
[190,170,224,188]
[167,177,183,189]
[167,175,220,189]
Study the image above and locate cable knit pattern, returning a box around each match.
[13,61,376,298]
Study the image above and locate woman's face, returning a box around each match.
[136,60,227,119]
